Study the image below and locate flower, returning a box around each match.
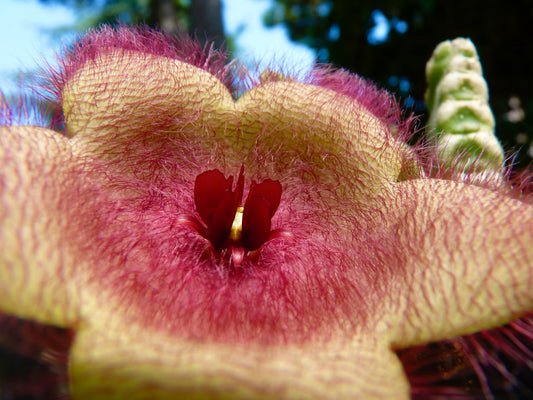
[1,26,532,399]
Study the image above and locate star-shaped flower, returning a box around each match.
[1,26,532,399]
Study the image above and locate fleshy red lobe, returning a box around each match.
[242,180,282,251]
[194,167,244,249]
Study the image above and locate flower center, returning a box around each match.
[178,166,293,267]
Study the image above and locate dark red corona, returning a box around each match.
[179,166,291,266]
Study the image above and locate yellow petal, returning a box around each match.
[235,81,409,195]
[70,303,409,400]
[0,126,81,326]
[62,50,235,147]
[385,179,533,347]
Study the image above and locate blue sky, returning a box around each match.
[0,0,75,92]
[225,0,315,69]
[0,0,316,93]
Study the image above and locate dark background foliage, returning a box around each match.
[264,0,533,172]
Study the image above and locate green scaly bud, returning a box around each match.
[425,38,504,172]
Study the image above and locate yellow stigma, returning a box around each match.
[230,206,244,242]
